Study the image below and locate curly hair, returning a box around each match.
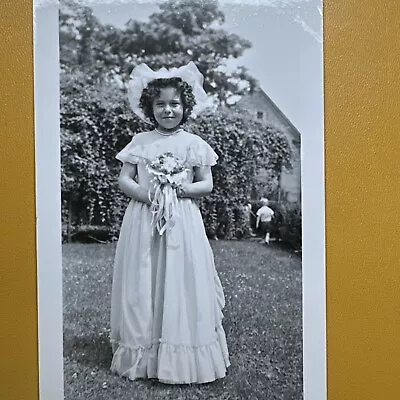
[139,77,196,125]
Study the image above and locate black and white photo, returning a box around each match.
[34,0,326,399]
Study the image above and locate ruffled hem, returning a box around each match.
[110,326,230,384]
[116,131,218,167]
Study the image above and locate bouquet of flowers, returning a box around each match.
[147,152,189,235]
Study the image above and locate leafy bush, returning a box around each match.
[273,202,302,250]
[189,108,291,239]
[62,224,117,243]
[60,72,144,239]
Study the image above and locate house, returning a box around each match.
[236,87,301,203]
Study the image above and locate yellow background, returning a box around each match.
[1,1,400,399]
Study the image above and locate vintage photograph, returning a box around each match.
[36,0,323,398]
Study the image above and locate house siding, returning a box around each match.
[237,89,301,203]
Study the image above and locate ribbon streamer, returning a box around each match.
[149,178,181,236]
[146,157,188,240]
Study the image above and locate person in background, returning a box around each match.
[256,197,274,244]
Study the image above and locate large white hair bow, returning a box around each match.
[127,61,209,124]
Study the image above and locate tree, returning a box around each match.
[60,0,257,102]
[60,0,128,83]
[120,0,257,103]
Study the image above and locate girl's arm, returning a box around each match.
[179,166,213,199]
[256,214,261,228]
[118,163,152,205]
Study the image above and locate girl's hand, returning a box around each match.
[119,163,153,205]
[174,166,213,199]
[175,182,189,198]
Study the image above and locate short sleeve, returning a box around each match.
[187,135,219,167]
[115,134,146,164]
[116,131,219,166]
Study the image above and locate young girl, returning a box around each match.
[110,62,230,384]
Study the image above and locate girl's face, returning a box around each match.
[152,87,184,131]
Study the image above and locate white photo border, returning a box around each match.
[34,1,326,399]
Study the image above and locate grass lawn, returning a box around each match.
[63,240,302,400]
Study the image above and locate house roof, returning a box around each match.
[239,87,301,142]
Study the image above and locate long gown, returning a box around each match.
[110,130,230,384]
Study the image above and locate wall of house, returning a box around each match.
[237,91,302,203]
[237,91,288,132]
[280,149,301,203]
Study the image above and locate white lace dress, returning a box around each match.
[110,130,230,384]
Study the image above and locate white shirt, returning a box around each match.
[256,206,274,222]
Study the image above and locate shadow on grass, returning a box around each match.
[64,334,113,370]
[64,333,227,387]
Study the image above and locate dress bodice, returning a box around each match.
[135,163,194,190]
[116,130,218,190]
